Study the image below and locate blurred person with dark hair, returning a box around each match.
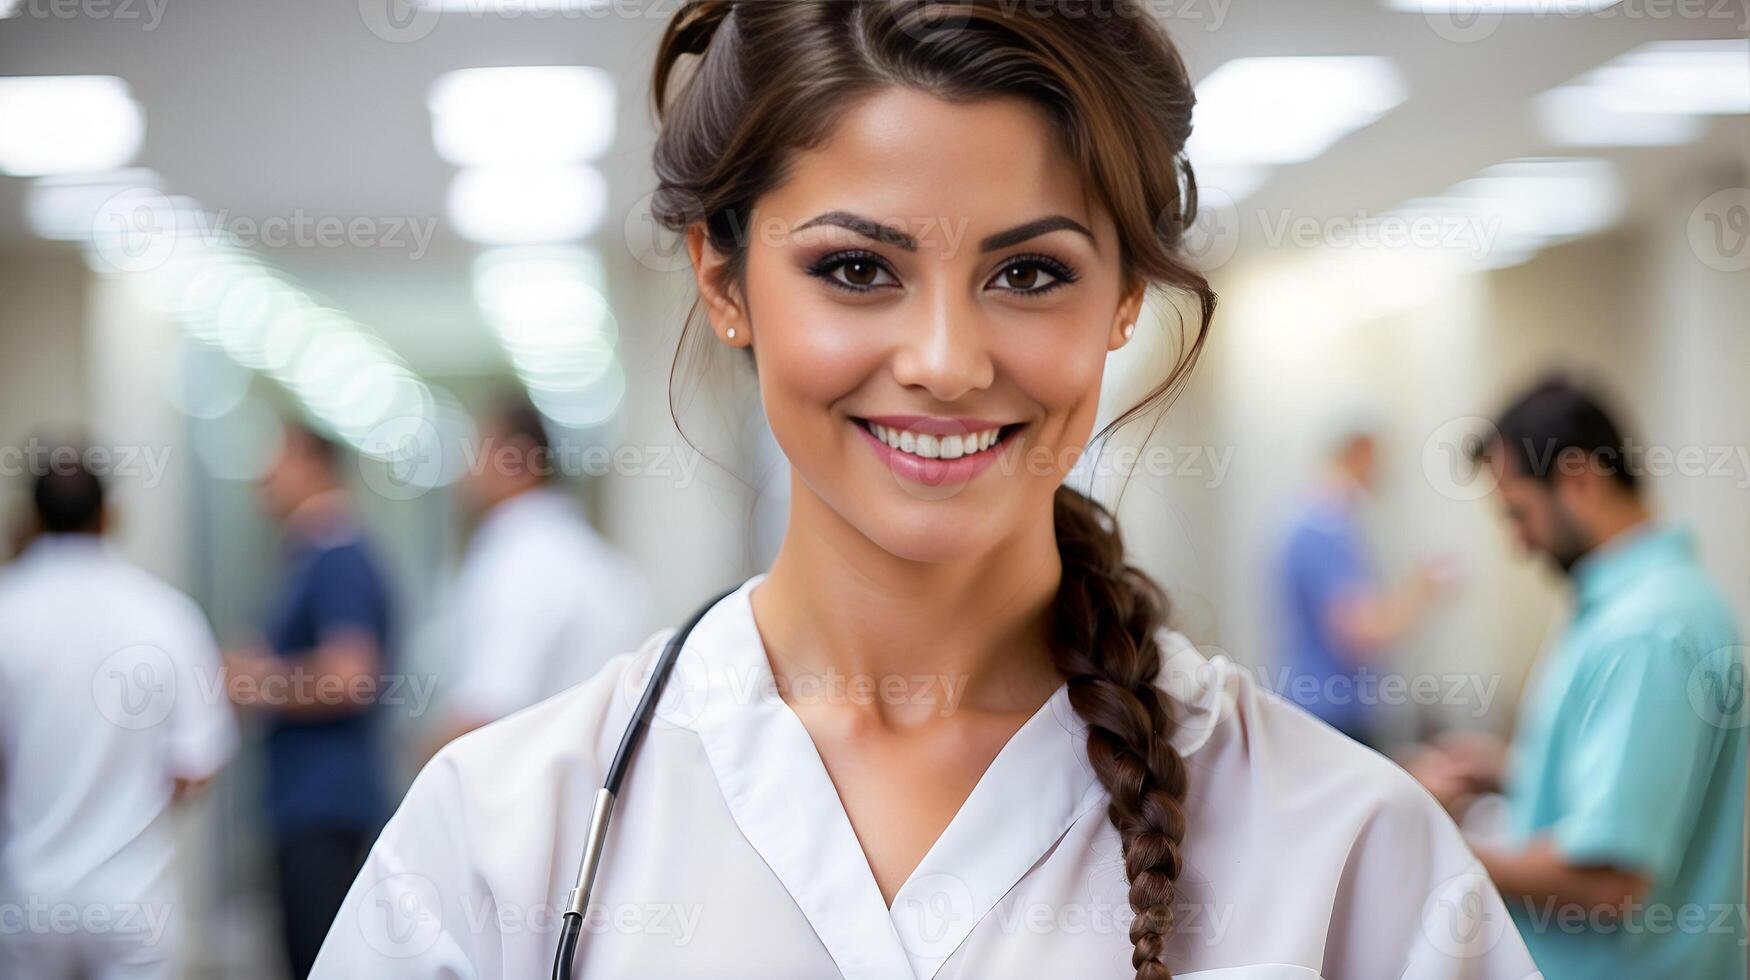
[0,441,237,979]
[1275,421,1455,750]
[423,391,651,757]
[1409,376,1746,978]
[222,420,395,980]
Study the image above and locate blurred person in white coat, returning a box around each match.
[425,392,653,755]
[0,444,238,979]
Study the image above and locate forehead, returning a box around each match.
[757,87,1108,250]
[1488,455,1540,500]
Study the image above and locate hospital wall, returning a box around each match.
[0,246,89,552]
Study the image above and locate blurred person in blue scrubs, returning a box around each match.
[1276,424,1454,749]
[1410,377,1746,978]
[222,421,394,980]
[423,392,651,756]
[0,446,238,980]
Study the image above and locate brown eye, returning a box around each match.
[808,252,899,294]
[842,259,880,287]
[1000,263,1040,290]
[987,255,1077,297]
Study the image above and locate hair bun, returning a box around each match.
[652,0,738,119]
[672,0,735,57]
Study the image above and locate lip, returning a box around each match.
[850,416,1022,488]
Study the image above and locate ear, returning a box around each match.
[687,224,751,348]
[1550,447,1598,507]
[1107,277,1148,351]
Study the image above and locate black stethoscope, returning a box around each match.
[551,583,742,980]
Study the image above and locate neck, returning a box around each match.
[286,487,348,537]
[502,480,550,505]
[1585,499,1653,555]
[753,478,1065,723]
[37,529,102,543]
[1321,464,1366,501]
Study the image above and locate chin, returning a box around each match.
[857,494,1019,564]
[784,418,1052,563]
[867,521,992,565]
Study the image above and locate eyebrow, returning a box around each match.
[794,211,1095,253]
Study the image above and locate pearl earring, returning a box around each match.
[1122,322,1136,340]
[726,327,737,340]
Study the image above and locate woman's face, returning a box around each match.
[690,87,1143,564]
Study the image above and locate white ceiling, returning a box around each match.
[1,0,1744,373]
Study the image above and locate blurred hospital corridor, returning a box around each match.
[0,1,1746,977]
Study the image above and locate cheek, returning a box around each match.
[1002,318,1109,431]
[1517,500,1551,542]
[743,251,879,425]
[1004,272,1127,427]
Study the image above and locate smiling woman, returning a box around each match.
[308,3,1542,979]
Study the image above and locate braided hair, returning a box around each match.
[1051,487,1189,976]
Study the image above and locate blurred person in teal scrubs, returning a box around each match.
[1410,377,1746,978]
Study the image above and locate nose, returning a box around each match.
[887,287,995,403]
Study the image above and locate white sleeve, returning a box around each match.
[164,598,239,781]
[1403,859,1545,979]
[313,652,642,979]
[1324,773,1545,979]
[310,752,485,979]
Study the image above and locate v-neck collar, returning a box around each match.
[675,572,1230,980]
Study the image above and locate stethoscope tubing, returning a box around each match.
[551,583,742,980]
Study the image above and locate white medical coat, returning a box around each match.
[313,572,1541,979]
[0,534,238,975]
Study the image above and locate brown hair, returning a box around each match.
[650,2,1215,975]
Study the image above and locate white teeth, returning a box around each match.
[866,422,1005,460]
